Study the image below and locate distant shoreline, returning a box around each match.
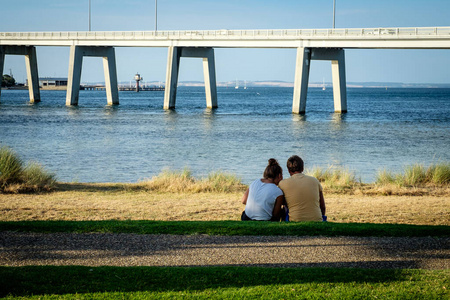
[3,82,450,90]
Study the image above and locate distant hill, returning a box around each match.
[188,80,450,88]
[345,82,450,88]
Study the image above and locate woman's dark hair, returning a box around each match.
[286,155,304,173]
[263,158,283,179]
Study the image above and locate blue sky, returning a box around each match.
[2,0,450,84]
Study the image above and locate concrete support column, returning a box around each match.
[25,47,40,103]
[331,50,347,113]
[66,46,119,106]
[0,46,5,103]
[292,47,311,114]
[164,46,181,109]
[202,49,218,108]
[0,46,40,103]
[164,46,218,109]
[102,48,119,105]
[66,46,83,106]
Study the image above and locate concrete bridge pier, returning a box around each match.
[292,47,311,114]
[0,45,40,103]
[293,47,347,114]
[164,46,217,109]
[66,46,119,106]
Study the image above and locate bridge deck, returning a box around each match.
[1,27,450,49]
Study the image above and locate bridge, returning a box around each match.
[1,27,450,113]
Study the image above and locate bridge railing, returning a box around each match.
[1,27,450,40]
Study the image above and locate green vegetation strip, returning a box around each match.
[0,221,448,237]
[1,266,448,299]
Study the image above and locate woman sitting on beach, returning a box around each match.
[241,158,285,221]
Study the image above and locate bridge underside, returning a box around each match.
[1,45,347,113]
[163,46,346,113]
[164,46,218,109]
[0,45,40,103]
[66,46,119,105]
[294,47,347,114]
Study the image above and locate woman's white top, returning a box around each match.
[245,179,283,220]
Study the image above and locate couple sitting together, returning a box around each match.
[241,155,327,222]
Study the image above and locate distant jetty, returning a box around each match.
[118,86,165,91]
[81,85,164,91]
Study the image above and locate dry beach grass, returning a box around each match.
[1,154,449,225]
[1,183,449,225]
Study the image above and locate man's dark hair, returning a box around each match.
[286,155,304,173]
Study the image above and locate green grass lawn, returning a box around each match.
[1,266,448,299]
[1,220,448,299]
[0,220,448,237]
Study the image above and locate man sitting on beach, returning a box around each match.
[278,155,327,222]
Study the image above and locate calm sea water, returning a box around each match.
[0,87,449,184]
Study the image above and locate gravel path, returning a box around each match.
[1,232,449,269]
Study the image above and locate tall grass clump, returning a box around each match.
[376,163,450,187]
[0,146,23,187]
[403,164,427,186]
[141,168,196,192]
[138,168,247,193]
[375,169,399,185]
[202,171,247,193]
[0,146,56,193]
[305,166,359,192]
[427,163,450,185]
[22,162,57,187]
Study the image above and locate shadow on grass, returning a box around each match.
[0,266,442,297]
[55,182,128,193]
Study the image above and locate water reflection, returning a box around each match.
[291,114,307,122]
[26,101,40,107]
[331,112,346,122]
[23,104,40,116]
[330,112,348,131]
[103,105,119,117]
[66,106,82,117]
[202,108,217,131]
[203,107,216,115]
[163,109,179,131]
[163,109,179,118]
